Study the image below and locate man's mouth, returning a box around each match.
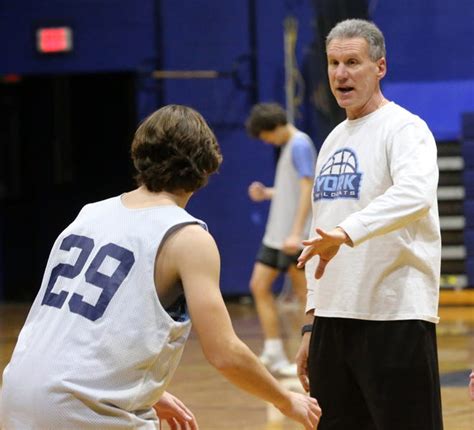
[337,87,354,94]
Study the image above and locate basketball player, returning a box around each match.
[295,20,443,429]
[246,103,316,377]
[1,105,321,429]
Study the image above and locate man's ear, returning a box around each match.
[376,57,387,80]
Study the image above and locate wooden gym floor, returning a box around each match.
[0,295,473,429]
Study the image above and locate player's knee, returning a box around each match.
[249,278,270,297]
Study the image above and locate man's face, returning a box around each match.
[258,126,287,146]
[327,37,386,118]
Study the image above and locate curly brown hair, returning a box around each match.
[131,105,222,193]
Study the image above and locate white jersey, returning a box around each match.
[263,131,316,249]
[306,102,441,323]
[1,196,204,429]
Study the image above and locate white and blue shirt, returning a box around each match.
[306,102,441,323]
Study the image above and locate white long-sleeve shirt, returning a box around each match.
[306,102,441,323]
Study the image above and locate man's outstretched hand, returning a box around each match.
[297,227,351,279]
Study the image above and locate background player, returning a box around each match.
[246,103,316,376]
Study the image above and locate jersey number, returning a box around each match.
[41,234,135,321]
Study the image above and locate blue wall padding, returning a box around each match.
[158,0,275,294]
[373,0,474,141]
[465,200,474,229]
[373,0,474,81]
[465,229,474,256]
[467,259,474,287]
[462,140,474,169]
[464,171,474,199]
[462,114,474,139]
[382,81,474,141]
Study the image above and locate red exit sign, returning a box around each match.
[36,27,73,54]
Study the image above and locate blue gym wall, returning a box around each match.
[373,0,474,141]
[1,0,473,296]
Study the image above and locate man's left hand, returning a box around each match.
[297,227,350,279]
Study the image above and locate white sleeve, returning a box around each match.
[338,122,439,247]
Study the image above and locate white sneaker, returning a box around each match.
[259,354,297,377]
[271,362,297,377]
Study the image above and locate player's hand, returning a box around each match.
[296,333,311,393]
[248,181,269,202]
[282,234,302,255]
[469,371,474,400]
[277,391,321,429]
[153,391,199,430]
[297,227,349,279]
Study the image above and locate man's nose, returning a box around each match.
[334,64,348,80]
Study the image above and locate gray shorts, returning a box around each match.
[256,244,301,272]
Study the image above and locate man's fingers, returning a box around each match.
[309,409,320,428]
[172,398,194,420]
[297,246,314,268]
[297,361,308,391]
[166,417,178,430]
[298,373,310,392]
[315,258,328,279]
[170,398,198,429]
[301,237,319,246]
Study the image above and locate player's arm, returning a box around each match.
[170,225,321,429]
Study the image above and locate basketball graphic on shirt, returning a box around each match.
[314,148,362,201]
[320,149,358,175]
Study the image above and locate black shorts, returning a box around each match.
[256,244,300,272]
[307,317,443,430]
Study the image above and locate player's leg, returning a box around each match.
[250,245,292,374]
[249,260,281,339]
[308,317,377,430]
[355,320,443,430]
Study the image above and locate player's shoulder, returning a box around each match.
[291,132,316,156]
[169,222,216,252]
[165,223,220,267]
[292,130,314,146]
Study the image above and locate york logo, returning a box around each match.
[313,148,362,201]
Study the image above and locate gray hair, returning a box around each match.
[326,19,386,61]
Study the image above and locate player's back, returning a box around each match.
[1,196,201,429]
